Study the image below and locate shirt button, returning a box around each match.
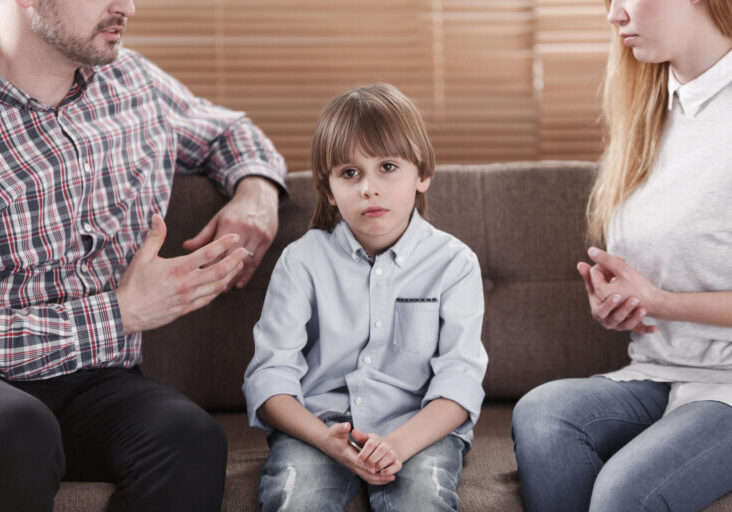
[374,320,382,329]
[363,355,372,365]
[83,162,92,174]
[354,397,363,406]
[82,222,93,233]
[374,268,383,276]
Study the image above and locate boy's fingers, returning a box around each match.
[351,427,369,444]
[380,460,402,476]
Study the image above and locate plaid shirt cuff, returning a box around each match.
[68,291,126,369]
[217,163,289,203]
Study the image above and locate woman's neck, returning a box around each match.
[671,29,732,85]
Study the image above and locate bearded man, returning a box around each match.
[0,1,287,510]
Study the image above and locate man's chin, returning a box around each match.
[83,45,120,67]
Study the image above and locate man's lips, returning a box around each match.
[362,207,388,217]
[98,25,124,42]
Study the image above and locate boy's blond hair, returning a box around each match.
[309,83,435,231]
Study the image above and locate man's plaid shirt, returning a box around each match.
[0,48,287,381]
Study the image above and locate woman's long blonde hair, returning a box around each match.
[587,0,732,244]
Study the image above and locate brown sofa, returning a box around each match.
[53,161,732,511]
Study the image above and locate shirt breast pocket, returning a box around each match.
[393,300,440,356]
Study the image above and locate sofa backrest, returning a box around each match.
[142,162,630,411]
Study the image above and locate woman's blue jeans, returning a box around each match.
[258,414,468,512]
[512,377,732,512]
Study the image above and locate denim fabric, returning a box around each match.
[259,416,467,512]
[512,377,732,512]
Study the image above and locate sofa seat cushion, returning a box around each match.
[53,404,732,511]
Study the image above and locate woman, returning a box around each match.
[512,1,732,511]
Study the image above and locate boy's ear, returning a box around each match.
[416,176,431,194]
[327,192,337,206]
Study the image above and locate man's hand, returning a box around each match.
[316,422,396,485]
[577,247,659,334]
[353,428,403,480]
[116,214,246,335]
[183,176,279,291]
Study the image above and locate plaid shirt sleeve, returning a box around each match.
[1,48,287,380]
[140,54,288,199]
[0,292,124,380]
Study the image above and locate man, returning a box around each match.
[0,0,287,510]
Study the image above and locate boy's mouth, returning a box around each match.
[362,207,388,217]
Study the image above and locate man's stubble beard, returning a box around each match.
[31,0,121,67]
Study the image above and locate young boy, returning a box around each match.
[244,83,488,511]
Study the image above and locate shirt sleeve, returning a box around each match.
[139,53,288,201]
[421,249,488,434]
[243,246,313,430]
[0,291,125,380]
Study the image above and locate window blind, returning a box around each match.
[124,0,611,170]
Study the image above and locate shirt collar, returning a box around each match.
[0,66,95,111]
[667,48,732,116]
[332,209,431,267]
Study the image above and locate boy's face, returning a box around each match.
[328,146,431,258]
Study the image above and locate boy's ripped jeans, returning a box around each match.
[258,413,468,512]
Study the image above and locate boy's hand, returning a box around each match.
[317,423,395,485]
[352,428,403,479]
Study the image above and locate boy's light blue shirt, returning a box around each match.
[243,211,488,443]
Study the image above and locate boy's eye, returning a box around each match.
[342,168,358,178]
[381,162,396,172]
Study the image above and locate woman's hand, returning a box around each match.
[577,247,658,334]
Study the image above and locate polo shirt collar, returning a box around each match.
[668,48,732,116]
[332,209,430,266]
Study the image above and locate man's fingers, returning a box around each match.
[234,241,264,289]
[186,256,245,301]
[184,234,242,271]
[182,218,218,252]
[137,214,167,261]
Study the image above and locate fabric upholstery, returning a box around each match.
[53,163,731,511]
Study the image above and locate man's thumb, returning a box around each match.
[139,214,167,260]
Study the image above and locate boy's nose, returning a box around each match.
[359,179,379,198]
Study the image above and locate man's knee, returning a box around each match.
[0,391,63,462]
[148,401,227,467]
[0,390,64,512]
